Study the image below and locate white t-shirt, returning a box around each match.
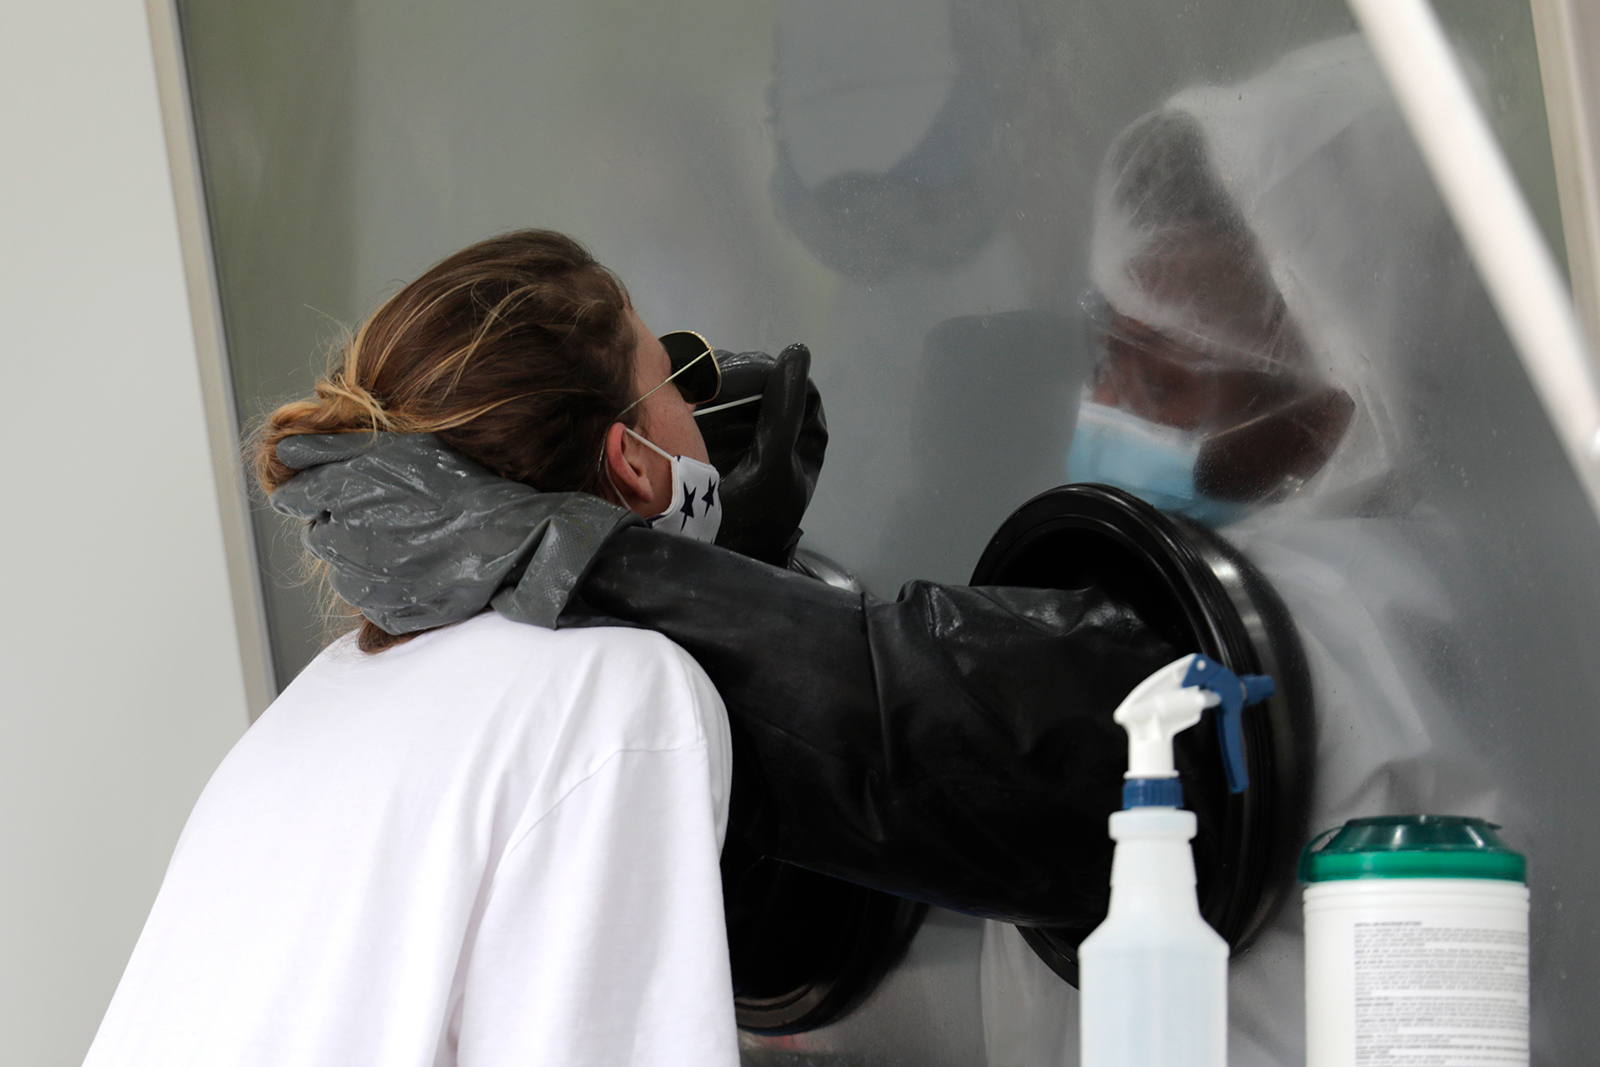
[84,613,738,1067]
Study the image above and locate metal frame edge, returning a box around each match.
[142,0,278,718]
[1530,0,1600,361]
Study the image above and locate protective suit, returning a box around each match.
[980,35,1502,1066]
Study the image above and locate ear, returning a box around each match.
[602,422,667,515]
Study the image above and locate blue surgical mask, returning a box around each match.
[1067,401,1248,528]
[623,427,724,543]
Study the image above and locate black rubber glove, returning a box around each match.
[697,344,827,567]
[560,527,1186,930]
[270,432,638,631]
[269,431,1220,937]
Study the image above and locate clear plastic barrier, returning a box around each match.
[182,0,1594,1061]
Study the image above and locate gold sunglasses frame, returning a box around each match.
[619,330,721,416]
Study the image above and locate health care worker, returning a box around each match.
[86,230,1206,1066]
[978,35,1503,1067]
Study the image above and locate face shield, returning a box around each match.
[1074,37,1434,524]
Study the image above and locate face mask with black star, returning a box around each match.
[623,427,724,544]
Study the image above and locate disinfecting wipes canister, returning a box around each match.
[1301,816,1529,1067]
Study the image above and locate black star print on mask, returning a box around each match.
[703,478,718,512]
[679,484,698,528]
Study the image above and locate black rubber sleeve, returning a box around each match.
[560,527,1181,928]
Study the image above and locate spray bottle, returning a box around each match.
[1079,654,1275,1067]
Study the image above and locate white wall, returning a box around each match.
[0,2,251,1064]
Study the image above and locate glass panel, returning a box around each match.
[181,0,1594,1061]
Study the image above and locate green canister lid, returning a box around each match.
[1298,814,1526,883]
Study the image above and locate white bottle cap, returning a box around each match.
[1112,654,1220,779]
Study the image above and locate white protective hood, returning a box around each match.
[1087,36,1450,515]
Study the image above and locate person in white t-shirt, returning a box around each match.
[86,231,748,1067]
[87,227,1210,1067]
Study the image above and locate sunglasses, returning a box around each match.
[621,331,722,415]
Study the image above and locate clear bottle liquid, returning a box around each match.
[1079,806,1228,1067]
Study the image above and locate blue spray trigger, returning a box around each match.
[1180,655,1275,794]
